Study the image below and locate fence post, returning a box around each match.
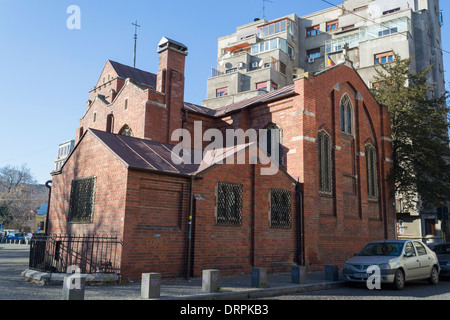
[62,275,86,300]
[291,265,307,284]
[202,269,220,293]
[325,264,339,281]
[141,273,161,299]
[251,267,268,288]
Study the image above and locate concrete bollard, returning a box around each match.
[325,264,339,281]
[62,275,86,300]
[291,265,307,284]
[202,269,220,293]
[251,267,268,288]
[141,273,161,299]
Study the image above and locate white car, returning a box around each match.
[343,240,440,290]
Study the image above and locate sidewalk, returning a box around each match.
[153,270,346,300]
[3,244,346,300]
[22,267,346,300]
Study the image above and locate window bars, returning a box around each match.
[216,182,243,226]
[270,189,291,228]
[68,176,96,222]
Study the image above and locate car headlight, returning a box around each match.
[343,263,351,269]
[378,263,391,270]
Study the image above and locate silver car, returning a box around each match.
[343,240,440,290]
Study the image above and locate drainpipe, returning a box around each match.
[186,176,194,280]
[295,183,305,266]
[44,180,52,235]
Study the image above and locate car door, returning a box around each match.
[402,241,422,280]
[414,241,432,278]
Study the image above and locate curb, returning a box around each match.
[21,269,120,286]
[159,281,347,300]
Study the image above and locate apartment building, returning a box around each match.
[53,140,75,172]
[204,0,445,109]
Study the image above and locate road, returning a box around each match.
[265,278,450,300]
[2,243,449,301]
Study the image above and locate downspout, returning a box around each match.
[295,183,305,266]
[186,175,194,280]
[44,180,52,235]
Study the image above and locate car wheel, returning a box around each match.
[428,266,439,285]
[393,269,405,290]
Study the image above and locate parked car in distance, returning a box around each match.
[428,242,450,278]
[6,232,25,241]
[343,240,440,290]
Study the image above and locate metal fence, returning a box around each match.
[29,234,122,274]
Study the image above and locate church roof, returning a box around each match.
[108,60,157,88]
[183,84,296,118]
[88,129,256,177]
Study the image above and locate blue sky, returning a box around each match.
[0,0,449,184]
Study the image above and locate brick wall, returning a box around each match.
[183,64,395,270]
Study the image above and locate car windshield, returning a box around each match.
[358,242,404,256]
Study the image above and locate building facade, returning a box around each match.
[204,0,446,243]
[47,32,395,281]
[204,0,445,109]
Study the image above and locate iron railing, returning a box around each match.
[29,234,122,274]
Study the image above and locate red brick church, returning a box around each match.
[47,37,395,282]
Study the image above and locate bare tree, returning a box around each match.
[0,164,47,231]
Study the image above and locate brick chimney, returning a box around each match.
[156,37,188,144]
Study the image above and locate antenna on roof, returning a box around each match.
[132,20,141,68]
[262,0,273,20]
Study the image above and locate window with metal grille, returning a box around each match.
[270,189,291,228]
[216,182,243,226]
[68,176,96,222]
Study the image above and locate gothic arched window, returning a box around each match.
[365,144,378,199]
[265,123,283,165]
[318,130,332,193]
[340,94,353,135]
[119,125,133,137]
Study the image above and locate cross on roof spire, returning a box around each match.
[132,20,141,68]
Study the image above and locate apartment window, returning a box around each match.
[68,177,96,222]
[256,81,268,91]
[216,87,228,97]
[226,68,237,74]
[251,38,288,55]
[93,111,97,123]
[216,182,243,226]
[340,94,353,135]
[288,45,295,59]
[270,189,291,228]
[124,98,129,110]
[318,130,332,193]
[326,20,339,32]
[307,48,321,60]
[375,51,394,65]
[306,25,320,37]
[365,144,378,199]
[257,19,288,38]
[383,7,400,15]
[279,62,286,75]
[378,27,398,37]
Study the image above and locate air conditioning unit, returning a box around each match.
[237,62,245,69]
[308,57,315,63]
